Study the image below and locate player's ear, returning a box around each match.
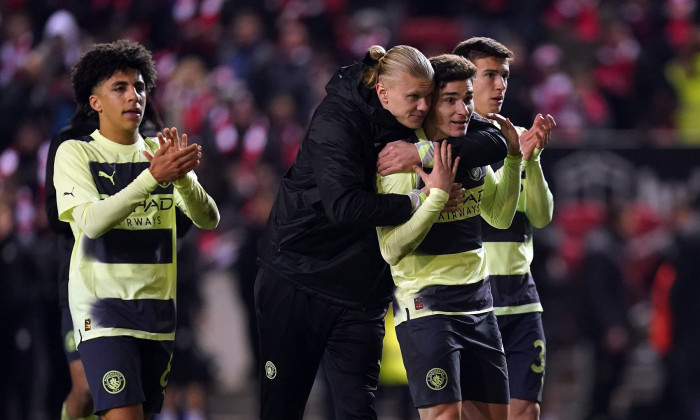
[376,82,389,104]
[89,95,102,113]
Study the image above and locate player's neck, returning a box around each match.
[98,127,139,145]
[423,123,444,141]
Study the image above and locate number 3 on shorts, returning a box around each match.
[160,353,173,388]
[530,339,545,374]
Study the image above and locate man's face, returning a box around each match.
[424,79,474,140]
[377,73,434,129]
[472,56,509,117]
[89,68,146,141]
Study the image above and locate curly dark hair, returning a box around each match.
[429,54,476,90]
[71,39,157,116]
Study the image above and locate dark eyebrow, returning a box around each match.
[111,80,146,89]
[484,67,509,77]
[483,67,499,72]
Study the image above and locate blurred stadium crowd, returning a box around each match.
[2,0,700,419]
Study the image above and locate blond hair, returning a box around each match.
[362,45,433,88]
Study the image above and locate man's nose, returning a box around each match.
[417,97,429,112]
[126,86,141,102]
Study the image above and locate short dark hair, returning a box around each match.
[71,40,157,116]
[452,37,514,63]
[429,54,476,89]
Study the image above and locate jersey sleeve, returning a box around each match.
[481,154,522,229]
[522,148,554,228]
[376,172,448,265]
[173,171,220,230]
[416,140,434,168]
[54,141,160,239]
[54,141,98,223]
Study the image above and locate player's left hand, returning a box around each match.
[519,113,557,161]
[143,127,202,182]
[519,114,548,161]
[157,127,190,152]
[540,114,556,149]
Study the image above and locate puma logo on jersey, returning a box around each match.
[63,187,75,197]
[99,170,116,185]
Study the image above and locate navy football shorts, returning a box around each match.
[497,311,546,402]
[396,312,509,407]
[79,336,174,415]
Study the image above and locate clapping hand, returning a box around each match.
[144,127,202,183]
